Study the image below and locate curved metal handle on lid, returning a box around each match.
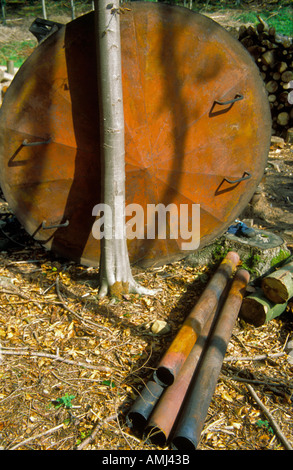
[42,220,69,230]
[214,94,244,106]
[224,171,251,184]
[22,138,52,146]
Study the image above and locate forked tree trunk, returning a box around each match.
[94,0,155,298]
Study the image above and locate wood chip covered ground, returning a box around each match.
[0,196,292,450]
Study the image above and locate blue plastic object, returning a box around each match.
[227,220,255,238]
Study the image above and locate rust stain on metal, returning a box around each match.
[145,302,220,446]
[171,268,250,450]
[163,323,198,356]
[0,3,271,267]
[154,251,239,386]
[127,380,164,436]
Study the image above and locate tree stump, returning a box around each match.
[186,228,290,281]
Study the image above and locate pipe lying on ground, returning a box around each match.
[127,258,234,440]
[145,301,221,447]
[154,251,240,386]
[171,268,250,450]
[126,380,164,436]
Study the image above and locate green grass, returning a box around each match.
[0,40,36,68]
[234,7,293,36]
[0,1,292,69]
[5,0,92,18]
[0,1,93,67]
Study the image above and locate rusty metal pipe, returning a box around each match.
[171,268,250,450]
[145,302,220,447]
[154,251,240,386]
[126,380,165,437]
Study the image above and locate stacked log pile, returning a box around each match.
[238,17,293,139]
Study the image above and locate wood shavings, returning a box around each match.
[0,243,291,450]
[0,142,292,449]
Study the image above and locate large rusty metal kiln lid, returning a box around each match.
[0,3,271,267]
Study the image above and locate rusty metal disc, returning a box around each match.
[0,3,271,267]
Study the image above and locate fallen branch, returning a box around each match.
[8,423,65,450]
[1,299,62,306]
[76,413,118,450]
[220,373,292,399]
[1,348,113,373]
[0,288,43,311]
[221,374,274,387]
[246,383,293,450]
[224,352,285,362]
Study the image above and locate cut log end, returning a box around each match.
[239,20,293,137]
[240,291,287,326]
[240,296,268,326]
[262,277,290,304]
[261,260,293,304]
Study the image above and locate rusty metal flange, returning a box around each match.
[0,3,271,267]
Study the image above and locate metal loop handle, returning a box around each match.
[22,138,52,147]
[214,94,244,106]
[224,171,251,184]
[42,220,69,230]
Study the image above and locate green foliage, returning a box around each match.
[1,1,292,69]
[256,419,274,435]
[0,40,36,68]
[53,393,76,409]
[101,379,116,388]
[241,252,261,275]
[211,243,229,263]
[270,249,291,267]
[234,11,259,25]
[234,7,293,36]
[76,429,92,446]
[264,8,293,36]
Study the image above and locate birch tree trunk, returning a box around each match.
[94,0,155,298]
[70,0,75,20]
[41,0,47,19]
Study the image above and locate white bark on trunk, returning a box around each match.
[94,0,156,298]
[41,0,47,19]
[70,0,75,20]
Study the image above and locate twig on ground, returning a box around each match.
[0,288,43,311]
[224,352,286,362]
[76,413,118,450]
[1,348,113,373]
[221,373,291,399]
[8,423,65,450]
[246,383,293,451]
